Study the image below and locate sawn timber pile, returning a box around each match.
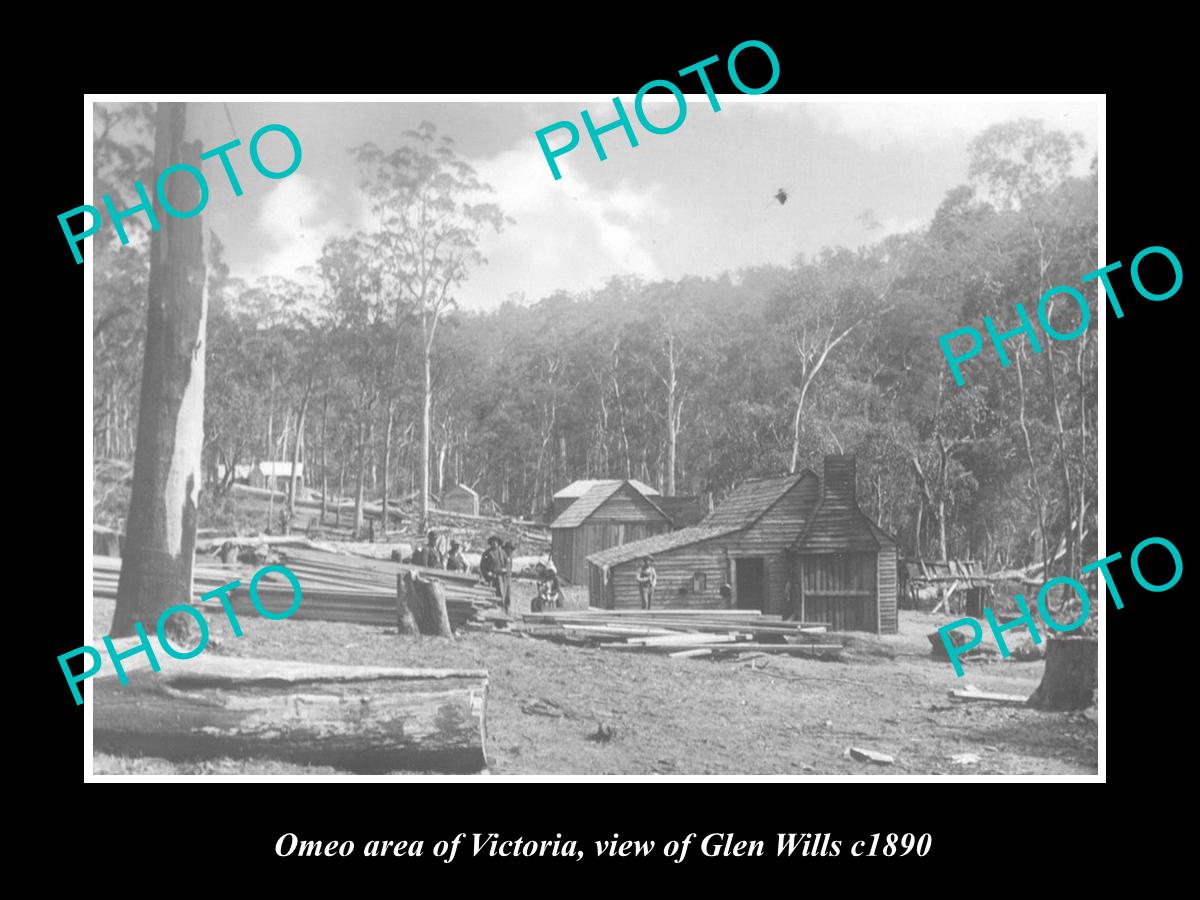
[92,545,499,629]
[520,609,844,660]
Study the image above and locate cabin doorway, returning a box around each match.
[734,557,766,610]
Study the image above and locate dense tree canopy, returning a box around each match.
[93,111,1097,580]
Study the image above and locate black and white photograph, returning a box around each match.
[84,95,1101,778]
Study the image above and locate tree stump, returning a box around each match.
[412,575,454,638]
[1027,636,1097,711]
[396,571,420,636]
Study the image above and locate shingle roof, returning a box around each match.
[550,481,671,529]
[700,472,811,530]
[554,478,659,499]
[586,525,743,568]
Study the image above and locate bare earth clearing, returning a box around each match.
[91,592,1096,776]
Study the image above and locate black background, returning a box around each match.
[34,18,1186,882]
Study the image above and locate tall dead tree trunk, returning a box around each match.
[381,399,394,540]
[662,334,680,496]
[265,367,276,533]
[112,102,207,639]
[319,387,329,524]
[285,376,313,534]
[354,416,366,538]
[420,314,433,529]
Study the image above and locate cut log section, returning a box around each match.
[1027,636,1098,711]
[396,571,420,636]
[412,575,454,638]
[93,654,489,774]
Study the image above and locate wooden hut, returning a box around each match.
[551,480,673,584]
[441,484,480,516]
[585,471,821,612]
[789,455,899,634]
[251,461,303,494]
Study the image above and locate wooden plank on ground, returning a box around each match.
[949,685,1029,705]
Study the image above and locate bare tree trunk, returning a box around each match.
[421,326,432,529]
[381,399,394,539]
[112,102,207,640]
[1015,350,1050,578]
[665,334,678,496]
[265,367,276,533]
[336,445,346,527]
[319,388,329,525]
[286,378,313,534]
[354,417,366,539]
[437,439,447,495]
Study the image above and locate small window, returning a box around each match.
[692,571,707,593]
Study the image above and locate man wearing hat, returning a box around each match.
[499,540,516,615]
[411,530,443,569]
[445,540,468,572]
[480,536,504,602]
[637,556,657,610]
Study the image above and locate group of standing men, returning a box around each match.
[410,530,470,572]
[410,530,545,617]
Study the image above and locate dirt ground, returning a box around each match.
[90,588,1097,776]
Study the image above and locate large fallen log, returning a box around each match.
[93,654,489,774]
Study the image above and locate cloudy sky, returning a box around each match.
[178,98,1099,311]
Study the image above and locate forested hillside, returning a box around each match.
[93,107,1096,579]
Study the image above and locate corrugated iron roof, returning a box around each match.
[586,525,743,568]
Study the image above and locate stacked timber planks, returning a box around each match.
[520,609,843,660]
[91,545,499,630]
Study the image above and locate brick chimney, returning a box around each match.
[823,454,856,497]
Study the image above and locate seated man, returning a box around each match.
[542,566,564,610]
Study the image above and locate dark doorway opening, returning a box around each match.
[735,557,766,610]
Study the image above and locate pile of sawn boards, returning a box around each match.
[92,545,499,630]
[520,609,843,660]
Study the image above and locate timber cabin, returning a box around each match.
[585,455,899,634]
[550,480,674,584]
[441,483,480,516]
[585,469,820,614]
[789,455,899,634]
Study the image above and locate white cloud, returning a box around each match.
[808,101,1097,148]
[463,146,667,309]
[247,173,365,286]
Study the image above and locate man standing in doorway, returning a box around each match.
[637,556,657,610]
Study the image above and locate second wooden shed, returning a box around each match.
[550,480,673,583]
